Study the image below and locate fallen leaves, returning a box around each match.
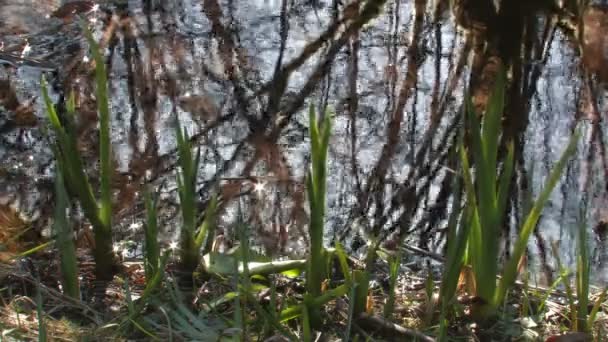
[51,1,96,22]
[178,94,219,123]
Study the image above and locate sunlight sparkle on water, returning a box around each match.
[129,222,142,232]
[112,243,121,253]
[20,41,31,58]
[253,181,266,195]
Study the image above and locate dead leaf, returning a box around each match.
[545,332,592,342]
[178,94,219,122]
[582,5,608,82]
[457,265,476,295]
[0,79,21,110]
[0,204,28,253]
[51,1,96,21]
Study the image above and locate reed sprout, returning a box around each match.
[173,118,219,272]
[53,165,79,299]
[41,23,117,281]
[304,104,332,327]
[566,211,607,332]
[144,187,161,281]
[306,104,331,299]
[458,69,579,319]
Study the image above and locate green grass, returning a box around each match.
[305,104,332,327]
[173,116,220,273]
[53,165,79,299]
[457,69,579,320]
[575,211,590,332]
[31,26,599,341]
[557,210,608,333]
[174,119,202,271]
[41,23,116,281]
[306,104,332,298]
[143,187,161,281]
[383,251,399,320]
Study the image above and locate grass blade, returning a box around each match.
[496,128,579,306]
[53,165,80,299]
[82,22,112,230]
[144,186,160,280]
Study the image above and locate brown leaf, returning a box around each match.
[582,5,608,82]
[0,79,21,111]
[51,1,96,21]
[220,181,243,202]
[545,332,592,342]
[457,265,476,295]
[0,204,28,253]
[178,94,219,122]
[0,80,37,128]
[76,228,95,249]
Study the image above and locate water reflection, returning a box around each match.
[0,0,607,285]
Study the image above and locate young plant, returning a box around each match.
[569,211,606,332]
[41,23,116,281]
[174,120,201,271]
[306,104,332,297]
[276,246,350,325]
[459,69,579,319]
[159,280,223,341]
[575,212,590,332]
[383,251,400,320]
[437,205,471,340]
[143,187,161,281]
[235,205,298,340]
[174,119,219,271]
[120,250,170,332]
[352,239,381,317]
[305,104,332,326]
[53,165,80,299]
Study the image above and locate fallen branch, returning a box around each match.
[355,313,435,342]
[0,263,102,324]
[398,244,579,299]
[202,253,307,276]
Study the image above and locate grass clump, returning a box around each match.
[305,104,332,328]
[41,23,117,282]
[456,69,579,321]
[174,118,219,273]
[52,166,79,300]
[306,104,332,299]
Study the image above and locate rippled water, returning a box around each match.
[1,0,608,285]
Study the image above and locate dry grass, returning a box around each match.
[0,203,30,263]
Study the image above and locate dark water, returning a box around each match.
[1,0,608,285]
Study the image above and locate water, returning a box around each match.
[1,0,607,285]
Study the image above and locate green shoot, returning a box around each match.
[305,104,332,328]
[174,119,202,271]
[143,187,160,281]
[53,165,80,299]
[576,213,590,332]
[41,22,117,281]
[383,251,399,320]
[235,205,298,340]
[458,69,579,319]
[174,114,220,273]
[306,104,332,299]
[82,21,112,234]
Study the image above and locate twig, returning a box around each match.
[0,264,102,324]
[355,313,435,342]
